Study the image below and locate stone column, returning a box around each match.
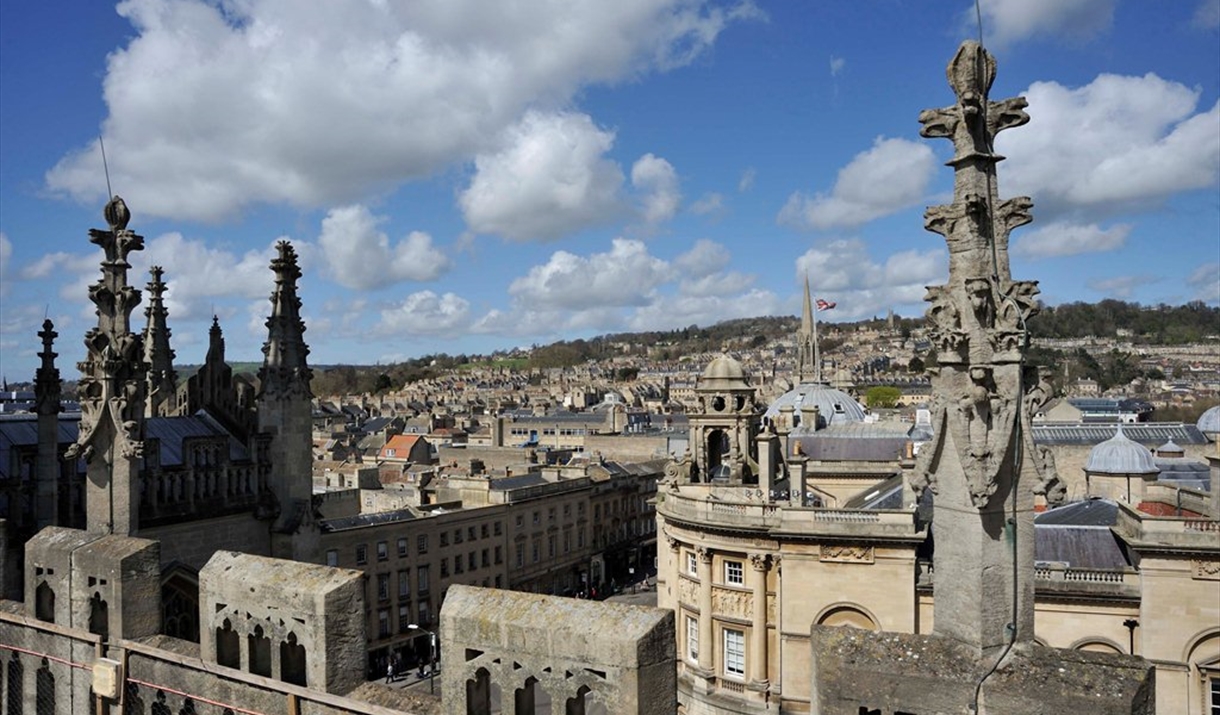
[696,546,714,674]
[748,553,769,687]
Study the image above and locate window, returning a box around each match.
[532,541,540,563]
[377,573,390,601]
[548,535,556,559]
[440,531,449,547]
[481,524,489,539]
[469,552,477,571]
[563,504,571,518]
[378,608,391,638]
[454,529,463,545]
[417,600,430,627]
[516,543,525,568]
[397,538,408,557]
[377,541,388,561]
[548,507,556,523]
[563,531,571,554]
[495,575,502,588]
[515,515,524,528]
[578,528,585,548]
[687,615,699,661]
[417,535,428,554]
[494,546,502,565]
[398,604,410,633]
[724,560,744,586]
[454,556,463,575]
[687,551,698,576]
[417,565,430,593]
[468,526,477,541]
[482,549,490,568]
[533,511,540,525]
[326,549,338,567]
[355,544,368,566]
[578,503,585,516]
[723,628,745,677]
[398,570,410,599]
[494,521,502,536]
[441,558,450,577]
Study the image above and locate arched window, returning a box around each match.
[215,619,240,669]
[161,568,199,642]
[464,667,492,715]
[280,633,306,686]
[35,659,54,715]
[34,582,54,623]
[815,604,879,631]
[248,625,271,677]
[88,592,109,639]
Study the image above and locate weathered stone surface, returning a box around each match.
[810,626,1154,715]
[199,550,366,695]
[441,584,676,715]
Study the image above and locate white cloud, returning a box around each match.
[689,192,725,216]
[673,239,730,278]
[377,291,472,336]
[829,56,846,77]
[794,239,946,318]
[632,153,681,224]
[318,205,449,290]
[997,74,1220,216]
[45,0,758,222]
[1086,275,1157,299]
[972,0,1114,47]
[1187,263,1220,304]
[628,288,780,331]
[508,238,669,310]
[1012,221,1131,259]
[1193,0,1220,29]
[459,111,626,242]
[678,271,755,298]
[778,137,935,230]
[738,168,756,192]
[19,250,103,302]
[0,233,10,297]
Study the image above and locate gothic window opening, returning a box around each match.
[7,653,22,715]
[464,667,492,715]
[515,676,552,714]
[216,619,240,669]
[566,685,608,715]
[280,633,307,686]
[87,592,109,639]
[248,626,272,677]
[35,659,54,715]
[34,582,54,623]
[162,570,199,642]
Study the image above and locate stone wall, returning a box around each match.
[140,511,271,572]
[440,584,675,715]
[199,550,367,695]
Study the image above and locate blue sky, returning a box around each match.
[1,0,1218,381]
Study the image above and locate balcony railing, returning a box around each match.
[658,487,919,538]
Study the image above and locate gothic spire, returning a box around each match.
[68,196,147,535]
[796,275,818,384]
[207,315,225,365]
[258,240,313,399]
[143,265,177,417]
[34,319,61,417]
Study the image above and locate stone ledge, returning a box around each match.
[810,626,1154,715]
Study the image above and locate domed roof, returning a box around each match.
[1197,405,1220,435]
[1085,426,1159,476]
[699,355,751,391]
[764,382,866,428]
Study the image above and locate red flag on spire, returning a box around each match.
[816,299,837,311]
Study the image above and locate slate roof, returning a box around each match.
[1035,498,1119,526]
[0,414,80,478]
[1032,422,1207,446]
[1035,525,1131,570]
[320,507,418,532]
[146,413,251,466]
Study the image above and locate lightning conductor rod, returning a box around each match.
[99,134,114,199]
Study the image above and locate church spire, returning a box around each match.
[35,319,62,528]
[258,240,313,399]
[68,196,147,535]
[34,319,62,417]
[143,265,177,417]
[796,275,818,384]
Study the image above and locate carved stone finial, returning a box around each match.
[104,195,130,232]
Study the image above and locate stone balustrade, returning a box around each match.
[658,487,920,539]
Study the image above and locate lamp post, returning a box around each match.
[407,624,436,694]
